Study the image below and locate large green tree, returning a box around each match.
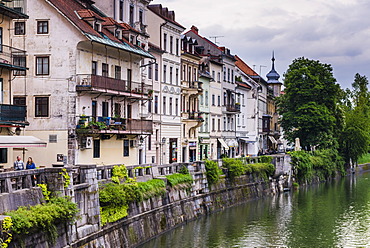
[339,73,370,165]
[277,57,342,150]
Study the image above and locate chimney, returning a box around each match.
[191,25,199,34]
[168,11,175,21]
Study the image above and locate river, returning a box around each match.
[138,171,370,248]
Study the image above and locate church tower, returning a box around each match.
[266,52,282,97]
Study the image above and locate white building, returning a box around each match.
[12,0,153,166]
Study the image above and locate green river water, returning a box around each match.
[138,171,370,248]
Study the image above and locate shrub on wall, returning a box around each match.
[204,160,222,185]
[222,158,275,181]
[165,173,193,187]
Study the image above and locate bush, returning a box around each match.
[205,160,222,185]
[165,173,193,187]
[222,158,245,180]
[5,197,78,244]
[223,158,275,181]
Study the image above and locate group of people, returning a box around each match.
[13,156,36,170]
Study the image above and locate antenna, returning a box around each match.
[209,35,224,44]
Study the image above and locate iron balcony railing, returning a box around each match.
[0,104,27,122]
[0,44,27,69]
[226,104,241,112]
[76,74,153,97]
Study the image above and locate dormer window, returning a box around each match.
[115,29,122,39]
[94,21,101,32]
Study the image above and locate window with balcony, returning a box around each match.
[115,65,121,79]
[37,20,48,34]
[102,63,109,77]
[13,56,26,76]
[102,102,108,117]
[123,139,129,156]
[15,22,25,35]
[114,103,121,117]
[36,56,49,75]
[92,61,97,75]
[35,96,49,117]
[13,96,26,106]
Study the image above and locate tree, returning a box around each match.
[339,73,370,165]
[277,57,342,150]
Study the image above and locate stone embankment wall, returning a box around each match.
[0,155,291,248]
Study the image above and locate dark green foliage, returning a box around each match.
[204,160,222,185]
[290,149,345,183]
[5,197,78,244]
[259,156,273,164]
[165,173,193,187]
[222,158,275,181]
[179,165,189,175]
[277,57,342,149]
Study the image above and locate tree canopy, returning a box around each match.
[277,57,342,150]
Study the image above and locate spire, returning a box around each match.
[266,51,281,84]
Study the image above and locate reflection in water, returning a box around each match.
[138,172,370,248]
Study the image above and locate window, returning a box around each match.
[15,22,25,35]
[114,103,121,117]
[231,70,234,83]
[94,22,101,32]
[227,68,230,82]
[92,101,97,118]
[223,117,226,131]
[218,72,221,82]
[148,100,152,113]
[163,33,167,51]
[13,56,26,76]
[92,61,97,75]
[212,94,215,106]
[139,9,143,25]
[154,95,158,113]
[14,96,26,106]
[224,92,227,106]
[0,28,2,53]
[163,96,166,115]
[148,64,152,79]
[93,140,100,158]
[129,5,134,26]
[115,65,121,79]
[102,63,109,77]
[102,102,108,117]
[148,135,151,150]
[119,0,124,21]
[36,56,49,75]
[127,68,132,85]
[175,98,178,116]
[176,38,179,55]
[37,20,48,34]
[218,119,221,131]
[205,91,208,106]
[123,140,129,156]
[49,134,57,143]
[212,70,215,80]
[163,65,167,83]
[212,118,215,131]
[0,148,7,163]
[218,95,220,106]
[169,67,173,84]
[169,97,172,115]
[35,96,49,117]
[200,94,203,105]
[155,63,159,81]
[223,67,226,81]
[182,65,186,81]
[175,68,179,85]
[170,36,173,54]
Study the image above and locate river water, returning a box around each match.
[138,172,370,248]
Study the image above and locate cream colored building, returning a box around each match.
[12,0,153,167]
[146,4,185,164]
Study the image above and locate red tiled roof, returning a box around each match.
[148,5,185,30]
[236,81,252,89]
[235,55,259,77]
[47,0,138,48]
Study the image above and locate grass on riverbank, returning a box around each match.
[358,153,370,164]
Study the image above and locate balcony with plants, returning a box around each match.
[76,115,153,135]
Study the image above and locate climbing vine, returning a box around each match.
[0,217,12,248]
[59,169,71,188]
[37,183,51,201]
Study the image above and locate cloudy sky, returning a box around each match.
[151,0,370,89]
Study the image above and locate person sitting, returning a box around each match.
[26,157,36,169]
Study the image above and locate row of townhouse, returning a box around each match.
[0,0,282,169]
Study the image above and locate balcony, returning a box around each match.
[181,111,204,122]
[76,116,153,135]
[76,74,153,99]
[0,104,27,125]
[1,0,28,18]
[181,81,203,95]
[0,45,27,71]
[226,103,241,113]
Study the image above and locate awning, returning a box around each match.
[0,136,47,148]
[218,138,229,150]
[239,137,256,143]
[227,139,238,148]
[268,136,277,144]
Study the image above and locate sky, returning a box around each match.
[151,0,370,89]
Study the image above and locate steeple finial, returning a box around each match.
[272,51,275,70]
